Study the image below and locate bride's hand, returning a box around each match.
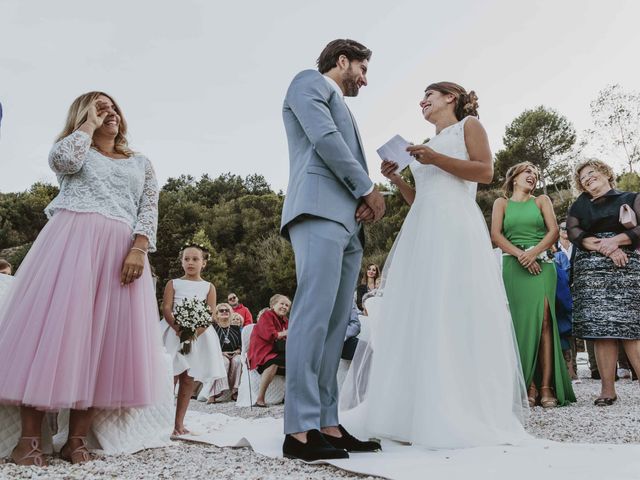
[380,160,401,183]
[406,145,439,165]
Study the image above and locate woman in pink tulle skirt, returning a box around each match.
[0,92,166,466]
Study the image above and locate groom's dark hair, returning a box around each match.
[317,39,372,74]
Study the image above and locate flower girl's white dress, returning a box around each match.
[160,279,227,385]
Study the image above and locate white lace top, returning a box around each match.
[45,130,159,251]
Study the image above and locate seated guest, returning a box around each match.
[248,294,290,407]
[0,266,14,311]
[230,312,244,328]
[558,221,573,260]
[256,307,269,323]
[228,292,254,326]
[341,299,361,361]
[207,303,243,403]
[0,259,11,276]
[355,263,380,311]
[360,277,381,315]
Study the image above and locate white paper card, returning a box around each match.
[376,135,414,173]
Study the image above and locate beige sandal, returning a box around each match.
[539,386,558,408]
[11,436,46,467]
[61,436,92,464]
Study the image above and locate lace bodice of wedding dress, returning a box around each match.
[410,116,477,200]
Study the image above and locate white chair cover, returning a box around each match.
[235,324,285,407]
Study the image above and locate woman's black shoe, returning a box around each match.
[323,425,382,452]
[283,429,349,462]
[594,395,617,406]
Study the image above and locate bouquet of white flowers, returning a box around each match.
[174,297,213,354]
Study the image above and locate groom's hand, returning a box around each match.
[356,203,375,222]
[360,188,385,222]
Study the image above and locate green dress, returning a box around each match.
[502,198,575,406]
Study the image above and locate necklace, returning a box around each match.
[92,144,125,160]
[219,324,232,344]
[92,144,116,155]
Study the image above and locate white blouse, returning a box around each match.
[45,130,159,251]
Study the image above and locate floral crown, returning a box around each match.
[181,242,210,258]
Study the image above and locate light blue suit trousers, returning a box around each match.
[284,217,363,434]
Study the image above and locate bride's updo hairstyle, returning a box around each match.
[425,82,479,120]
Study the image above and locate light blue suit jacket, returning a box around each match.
[280,70,373,238]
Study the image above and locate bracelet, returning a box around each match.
[131,247,148,255]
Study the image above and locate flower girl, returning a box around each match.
[160,243,227,436]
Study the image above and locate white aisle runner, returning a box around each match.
[181,410,640,480]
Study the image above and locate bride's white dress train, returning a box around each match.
[341,116,530,448]
[151,115,640,476]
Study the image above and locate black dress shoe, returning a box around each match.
[283,429,349,461]
[323,424,381,452]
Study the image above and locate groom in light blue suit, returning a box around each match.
[280,39,385,461]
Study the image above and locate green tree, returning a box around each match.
[618,172,640,192]
[494,106,576,195]
[153,189,205,286]
[589,84,640,173]
[249,233,296,306]
[162,174,197,194]
[0,182,59,252]
[0,243,33,268]
[153,173,283,313]
[190,228,229,291]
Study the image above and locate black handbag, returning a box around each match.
[274,338,286,353]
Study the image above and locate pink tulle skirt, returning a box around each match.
[0,210,166,410]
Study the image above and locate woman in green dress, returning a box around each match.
[491,162,575,408]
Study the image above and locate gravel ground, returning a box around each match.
[1,361,638,480]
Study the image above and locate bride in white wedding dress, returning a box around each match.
[342,82,530,448]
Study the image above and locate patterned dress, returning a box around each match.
[568,189,640,339]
